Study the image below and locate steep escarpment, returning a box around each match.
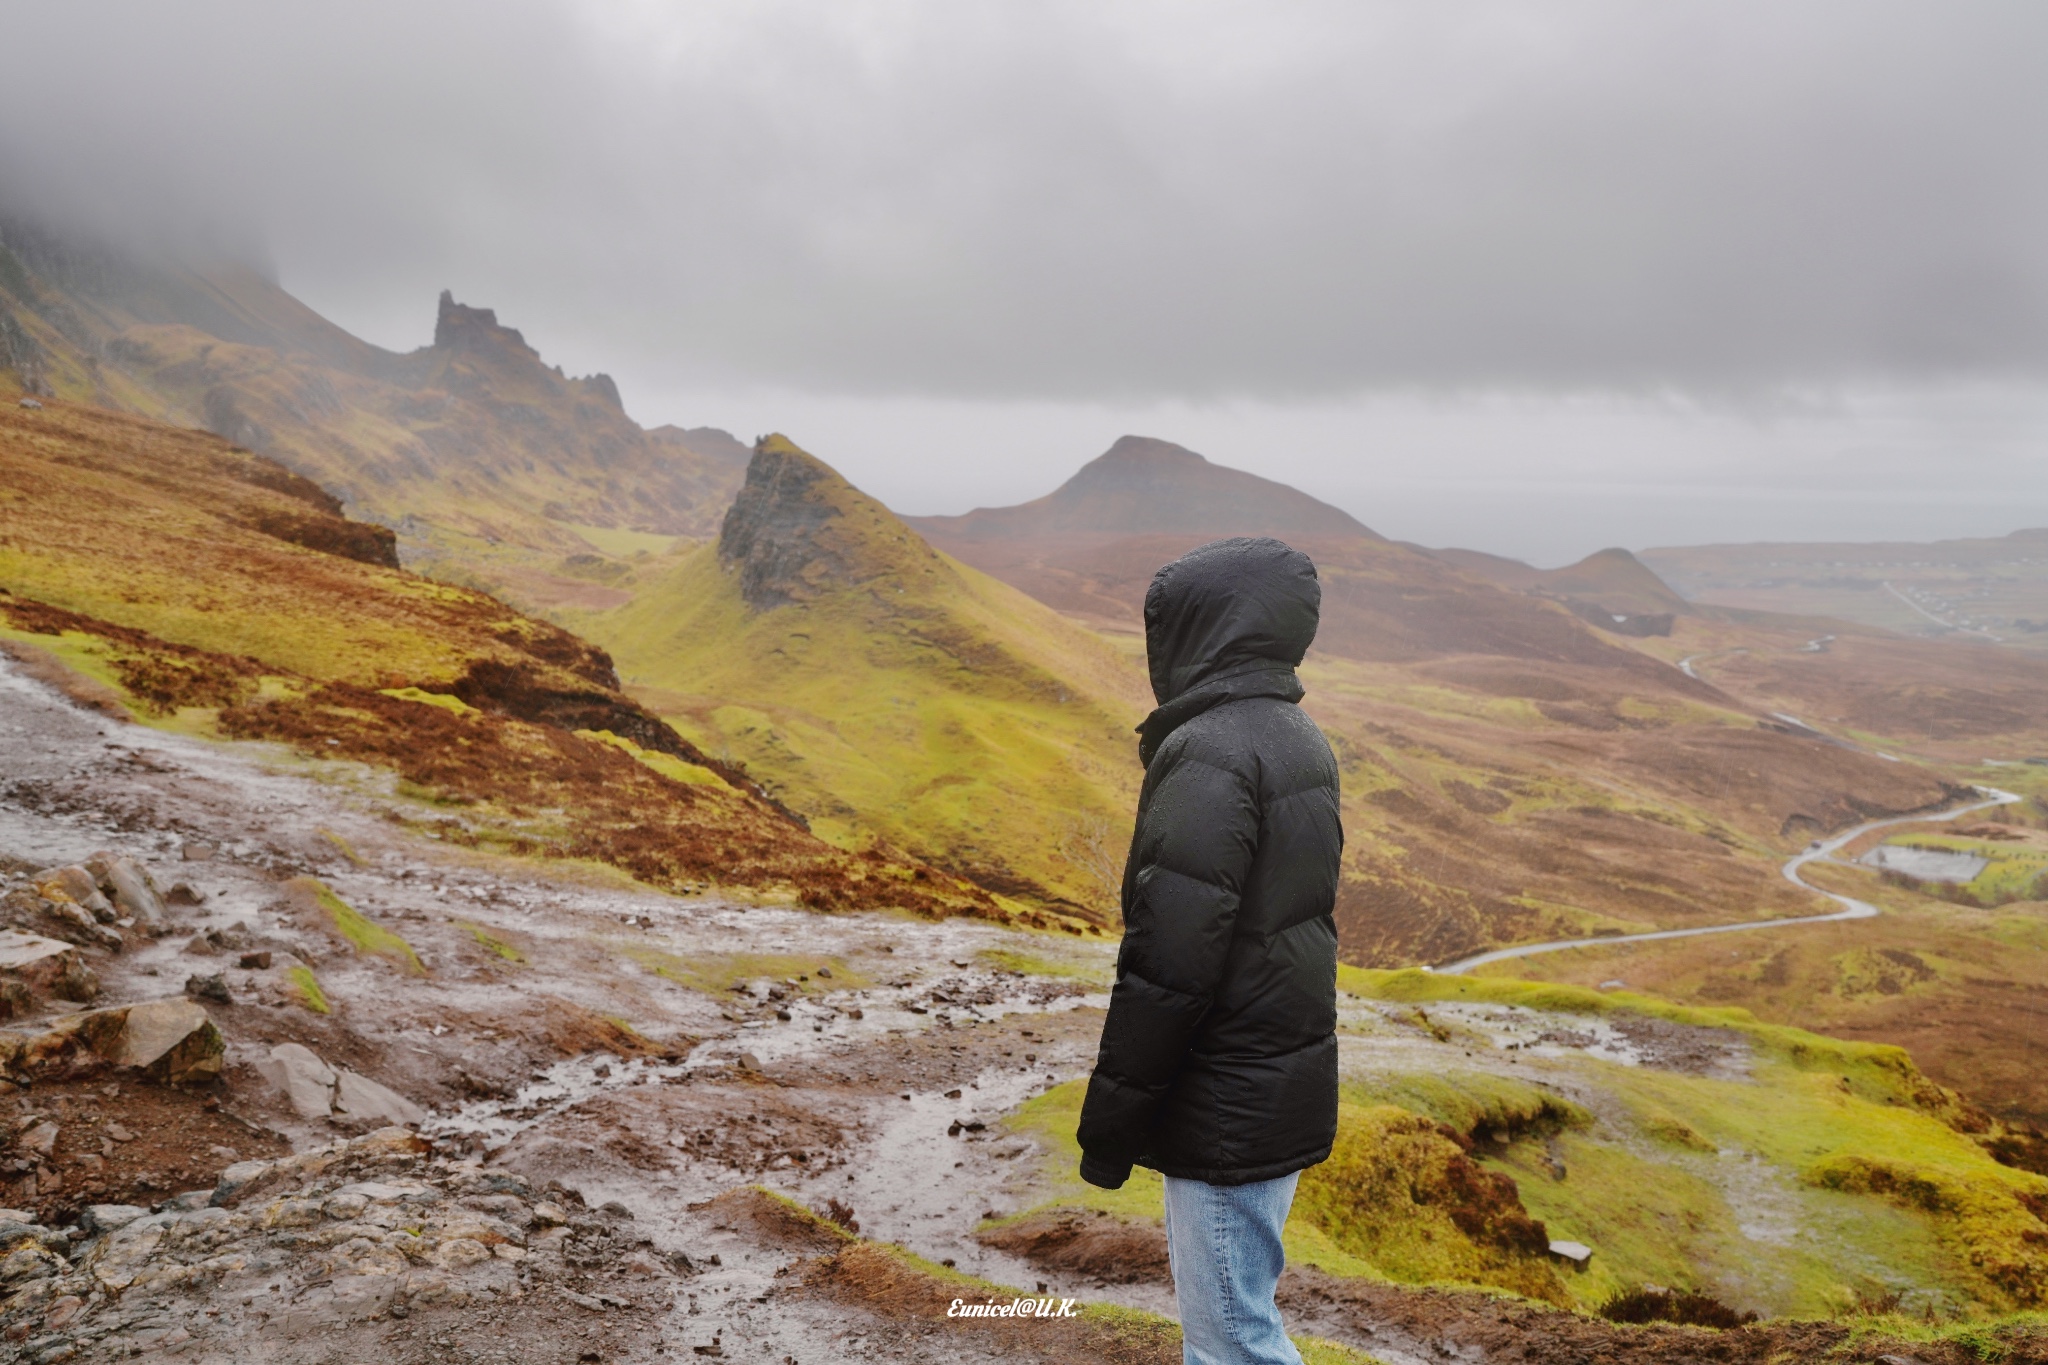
[0,219,748,585]
[718,435,947,610]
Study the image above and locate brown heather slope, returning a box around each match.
[0,397,999,918]
[910,435,1966,963]
[1430,544,1692,636]
[914,436,2048,1116]
[0,218,747,586]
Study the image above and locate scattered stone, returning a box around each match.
[80,1205,149,1235]
[19,1123,58,1158]
[179,842,215,862]
[736,1052,761,1072]
[182,978,232,1010]
[257,1043,339,1118]
[100,999,226,1082]
[30,869,114,925]
[84,855,166,924]
[166,883,204,907]
[334,1067,428,1128]
[237,951,272,970]
[1548,1239,1593,1266]
[0,999,223,1085]
[255,1042,425,1127]
[17,398,42,410]
[0,933,98,1008]
[184,974,232,1005]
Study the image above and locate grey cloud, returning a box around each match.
[2,0,2045,400]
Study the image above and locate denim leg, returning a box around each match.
[1162,1173,1303,1365]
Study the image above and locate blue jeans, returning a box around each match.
[1162,1172,1303,1365]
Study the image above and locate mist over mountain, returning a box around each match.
[5,3,2048,557]
[6,14,2048,1352]
[0,218,748,579]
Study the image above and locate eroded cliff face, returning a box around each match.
[717,434,945,611]
[0,221,746,557]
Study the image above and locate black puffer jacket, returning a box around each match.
[1078,537,1344,1189]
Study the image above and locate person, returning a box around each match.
[1077,536,1343,1365]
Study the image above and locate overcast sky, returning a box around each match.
[3,0,2046,562]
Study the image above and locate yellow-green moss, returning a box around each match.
[319,828,367,868]
[976,946,1110,984]
[1339,967,1957,1114]
[286,965,330,1014]
[574,728,725,786]
[1293,1102,1566,1303]
[298,877,425,975]
[1297,1339,1394,1365]
[378,685,477,716]
[1344,1071,1591,1138]
[458,920,526,963]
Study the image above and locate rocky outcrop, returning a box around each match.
[717,434,945,610]
[0,999,224,1086]
[0,1127,668,1358]
[247,509,402,570]
[256,1043,427,1128]
[431,291,541,361]
[0,933,97,1015]
[5,852,190,959]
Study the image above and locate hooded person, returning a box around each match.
[1077,536,1343,1365]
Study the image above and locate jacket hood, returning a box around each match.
[1136,537,1320,764]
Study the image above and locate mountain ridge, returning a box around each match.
[0,220,749,580]
[909,434,1377,542]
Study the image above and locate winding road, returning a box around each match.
[1430,785,2020,975]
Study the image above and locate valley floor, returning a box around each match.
[0,655,2040,1364]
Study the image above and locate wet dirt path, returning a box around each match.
[0,653,1137,1361]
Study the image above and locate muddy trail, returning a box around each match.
[0,653,2019,1365]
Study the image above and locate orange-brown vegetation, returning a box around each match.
[920,435,1971,965]
[0,398,1002,919]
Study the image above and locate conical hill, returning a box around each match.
[572,435,1151,919]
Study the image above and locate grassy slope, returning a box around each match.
[570,439,1150,918]
[1002,969,2048,1322]
[0,399,992,915]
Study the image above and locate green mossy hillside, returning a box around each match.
[571,436,1151,919]
[1004,977,2048,1322]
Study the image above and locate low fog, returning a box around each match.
[3,0,2045,561]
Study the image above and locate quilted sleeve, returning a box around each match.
[1076,743,1259,1188]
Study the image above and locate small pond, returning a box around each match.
[1860,844,1988,884]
